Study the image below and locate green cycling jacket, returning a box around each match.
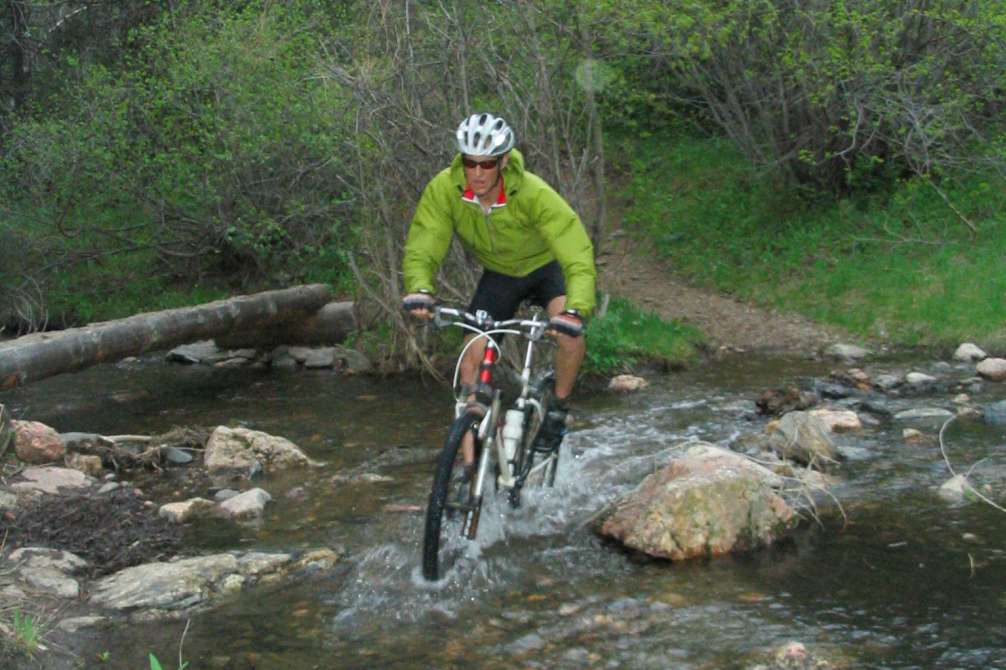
[403,149,597,315]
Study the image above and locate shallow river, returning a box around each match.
[3,353,1005,669]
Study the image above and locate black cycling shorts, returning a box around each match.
[468,261,566,323]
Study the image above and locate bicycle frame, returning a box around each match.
[434,307,552,501]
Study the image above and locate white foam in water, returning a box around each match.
[331,401,709,627]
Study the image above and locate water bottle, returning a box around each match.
[501,409,524,463]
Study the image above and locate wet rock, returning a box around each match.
[829,368,871,390]
[893,407,954,423]
[303,348,336,369]
[597,443,795,561]
[58,616,107,633]
[808,408,861,433]
[905,371,937,386]
[166,340,219,364]
[0,490,16,509]
[824,343,870,362]
[271,352,298,370]
[163,446,195,465]
[90,552,296,614]
[983,399,1006,426]
[9,547,88,599]
[218,488,271,520]
[10,466,94,495]
[333,345,372,374]
[976,357,1006,382]
[65,452,104,477]
[204,426,317,477]
[214,488,240,502]
[902,428,928,444]
[12,420,65,464]
[813,381,856,400]
[609,374,648,392]
[938,474,973,503]
[159,497,215,523]
[756,385,818,416]
[954,342,987,362]
[764,411,839,469]
[872,373,902,391]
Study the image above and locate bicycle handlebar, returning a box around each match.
[432,305,549,338]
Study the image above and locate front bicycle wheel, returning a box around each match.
[422,413,482,581]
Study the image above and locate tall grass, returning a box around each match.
[622,134,1006,349]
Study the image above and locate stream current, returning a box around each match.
[3,353,1005,669]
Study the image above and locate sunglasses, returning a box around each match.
[462,157,500,170]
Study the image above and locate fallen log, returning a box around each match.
[0,284,333,389]
[214,300,356,349]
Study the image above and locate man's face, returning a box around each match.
[463,154,507,197]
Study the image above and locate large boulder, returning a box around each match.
[204,426,316,476]
[764,411,840,469]
[597,444,796,561]
[12,420,65,464]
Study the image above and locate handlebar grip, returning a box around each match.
[549,318,584,338]
[403,297,435,312]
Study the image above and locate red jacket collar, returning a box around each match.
[462,176,507,207]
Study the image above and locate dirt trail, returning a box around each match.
[596,233,848,355]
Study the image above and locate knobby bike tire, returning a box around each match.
[422,412,481,581]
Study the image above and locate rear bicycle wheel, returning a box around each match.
[422,413,482,581]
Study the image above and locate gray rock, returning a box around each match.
[214,488,240,502]
[98,482,121,494]
[905,372,937,386]
[58,616,107,633]
[893,407,954,422]
[333,345,372,374]
[159,498,215,523]
[218,488,272,520]
[983,400,1006,426]
[938,474,972,503]
[204,426,316,476]
[825,343,870,362]
[873,374,902,391]
[954,342,988,362]
[163,446,194,465]
[0,490,17,509]
[270,353,298,370]
[764,411,840,468]
[977,358,1006,382]
[9,548,88,599]
[303,348,336,369]
[166,340,220,365]
[10,467,94,495]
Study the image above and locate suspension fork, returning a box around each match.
[466,342,500,539]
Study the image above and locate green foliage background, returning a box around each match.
[1,0,1004,353]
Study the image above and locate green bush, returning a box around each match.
[0,1,357,325]
[584,298,703,375]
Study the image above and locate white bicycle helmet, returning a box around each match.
[456,113,515,156]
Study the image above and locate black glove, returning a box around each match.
[548,311,584,337]
[402,292,435,315]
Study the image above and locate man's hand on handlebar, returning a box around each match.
[402,292,435,320]
[547,311,584,338]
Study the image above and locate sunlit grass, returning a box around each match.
[584,297,703,375]
[621,133,1006,349]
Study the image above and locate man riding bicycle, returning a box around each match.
[402,112,596,473]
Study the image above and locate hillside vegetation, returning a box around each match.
[1,0,1003,361]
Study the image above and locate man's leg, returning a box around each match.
[546,296,585,401]
[458,332,485,469]
[532,295,585,452]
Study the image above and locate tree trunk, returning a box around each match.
[0,284,334,389]
[213,300,358,349]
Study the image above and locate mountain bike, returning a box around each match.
[417,305,562,581]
